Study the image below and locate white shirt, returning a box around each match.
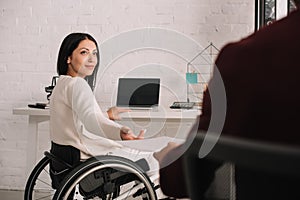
[50,75,123,159]
[49,76,160,175]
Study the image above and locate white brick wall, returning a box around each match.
[0,0,254,190]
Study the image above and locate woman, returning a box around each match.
[49,33,158,189]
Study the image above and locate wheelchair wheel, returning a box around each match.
[54,155,157,200]
[24,156,55,200]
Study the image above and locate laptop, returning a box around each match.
[116,78,160,110]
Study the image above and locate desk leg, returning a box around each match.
[26,116,39,176]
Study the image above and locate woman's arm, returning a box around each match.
[69,77,122,140]
[68,77,144,141]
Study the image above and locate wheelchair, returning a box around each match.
[24,150,160,200]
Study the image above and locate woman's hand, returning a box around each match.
[120,126,145,140]
[107,106,131,120]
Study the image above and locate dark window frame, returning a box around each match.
[255,0,277,31]
[255,0,297,31]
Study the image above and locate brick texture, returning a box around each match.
[0,0,254,190]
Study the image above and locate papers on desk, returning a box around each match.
[117,136,185,152]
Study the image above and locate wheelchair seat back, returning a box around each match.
[49,142,81,189]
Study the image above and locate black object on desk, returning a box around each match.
[28,103,48,109]
[170,102,195,109]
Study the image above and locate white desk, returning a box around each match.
[13,108,50,175]
[13,107,200,174]
[117,108,200,138]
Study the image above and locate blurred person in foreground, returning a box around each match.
[154,1,300,199]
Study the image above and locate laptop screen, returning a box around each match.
[116,78,160,107]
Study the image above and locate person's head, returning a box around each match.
[57,33,100,90]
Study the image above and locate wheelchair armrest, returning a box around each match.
[44,151,73,169]
[135,158,150,172]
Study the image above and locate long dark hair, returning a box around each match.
[57,33,100,90]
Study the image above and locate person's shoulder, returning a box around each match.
[58,75,89,89]
[222,8,300,51]
[248,9,300,42]
[214,35,256,72]
[58,75,75,83]
[217,39,249,60]
[219,27,262,59]
[72,76,87,83]
[59,75,85,84]
[72,77,93,92]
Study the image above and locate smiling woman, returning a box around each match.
[66,39,98,78]
[56,33,100,90]
[48,32,159,193]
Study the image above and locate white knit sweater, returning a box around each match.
[50,75,123,159]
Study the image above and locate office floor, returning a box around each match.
[0,189,228,200]
[0,189,24,199]
[0,190,196,200]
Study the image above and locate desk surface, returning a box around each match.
[13,107,200,176]
[13,107,50,116]
[13,107,200,120]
